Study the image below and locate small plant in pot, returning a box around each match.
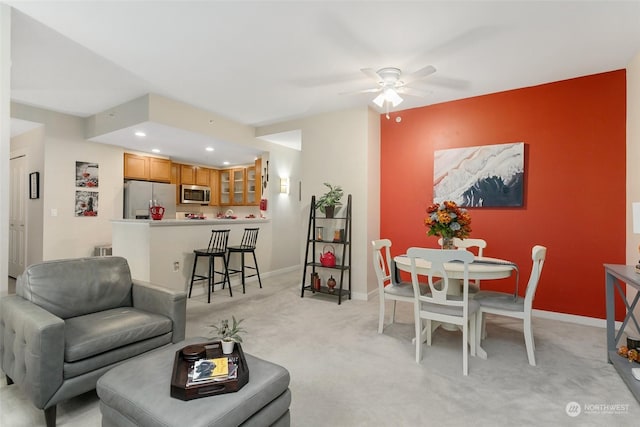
[316,182,344,218]
[211,316,246,354]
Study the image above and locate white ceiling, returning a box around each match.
[8,1,640,165]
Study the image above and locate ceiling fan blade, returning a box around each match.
[399,87,432,97]
[339,87,382,96]
[402,65,436,84]
[360,68,382,83]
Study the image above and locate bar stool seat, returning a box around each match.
[189,229,232,303]
[227,228,262,294]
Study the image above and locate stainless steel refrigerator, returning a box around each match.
[124,181,177,219]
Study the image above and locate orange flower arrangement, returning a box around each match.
[425,201,472,239]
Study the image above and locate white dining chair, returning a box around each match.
[475,245,547,366]
[372,239,428,334]
[407,247,478,376]
[437,237,487,293]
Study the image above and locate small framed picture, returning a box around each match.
[29,172,40,199]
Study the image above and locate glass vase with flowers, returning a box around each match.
[424,201,472,249]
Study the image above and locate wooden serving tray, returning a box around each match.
[170,341,249,401]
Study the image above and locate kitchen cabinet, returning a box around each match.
[170,163,181,205]
[180,165,210,186]
[246,158,261,205]
[220,168,244,206]
[209,169,219,206]
[232,168,245,205]
[219,159,262,206]
[124,153,171,182]
[124,153,148,180]
[149,158,172,182]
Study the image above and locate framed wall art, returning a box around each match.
[434,142,524,207]
[75,190,99,217]
[29,172,40,199]
[76,161,99,188]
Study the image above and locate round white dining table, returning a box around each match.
[393,255,516,281]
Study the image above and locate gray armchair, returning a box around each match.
[0,256,187,427]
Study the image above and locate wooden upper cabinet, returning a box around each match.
[209,169,220,206]
[149,158,171,182]
[246,158,262,205]
[195,167,210,186]
[180,165,196,185]
[124,153,149,180]
[124,153,171,182]
[180,165,210,186]
[170,163,182,204]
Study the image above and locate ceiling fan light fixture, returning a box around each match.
[372,92,386,108]
[372,88,403,108]
[385,88,403,107]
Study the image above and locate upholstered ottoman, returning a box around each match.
[96,337,291,427]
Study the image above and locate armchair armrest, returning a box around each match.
[0,295,65,409]
[131,280,187,343]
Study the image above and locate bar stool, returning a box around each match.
[226,228,262,293]
[189,229,232,303]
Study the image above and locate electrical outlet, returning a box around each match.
[173,261,180,272]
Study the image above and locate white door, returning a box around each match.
[9,155,26,278]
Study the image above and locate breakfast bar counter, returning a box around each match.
[111,219,272,292]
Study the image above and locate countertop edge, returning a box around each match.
[112,218,270,226]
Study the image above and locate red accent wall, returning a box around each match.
[380,70,626,320]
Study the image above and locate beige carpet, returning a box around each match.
[1,271,639,426]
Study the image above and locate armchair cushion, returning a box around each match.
[65,308,172,362]
[17,257,133,319]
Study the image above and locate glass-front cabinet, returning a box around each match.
[232,169,245,205]
[218,159,262,206]
[220,170,231,205]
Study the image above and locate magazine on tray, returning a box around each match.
[187,357,238,386]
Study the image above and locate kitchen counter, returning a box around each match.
[112,218,269,226]
[111,218,272,292]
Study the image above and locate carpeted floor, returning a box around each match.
[1,271,639,426]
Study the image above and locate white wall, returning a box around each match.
[627,51,640,330]
[1,5,10,292]
[11,103,124,260]
[256,106,380,300]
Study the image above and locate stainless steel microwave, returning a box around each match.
[181,185,211,204]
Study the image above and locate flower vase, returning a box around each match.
[441,236,455,250]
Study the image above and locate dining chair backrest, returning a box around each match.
[206,229,230,253]
[372,239,393,289]
[524,245,547,308]
[407,247,474,306]
[437,237,486,257]
[239,228,260,249]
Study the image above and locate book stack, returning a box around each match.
[187,356,239,386]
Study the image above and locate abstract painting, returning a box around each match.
[434,142,524,207]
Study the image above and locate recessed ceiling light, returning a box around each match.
[134,131,146,137]
[151,148,160,153]
[206,147,214,152]
[223,161,230,166]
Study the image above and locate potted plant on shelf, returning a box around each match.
[211,316,247,354]
[316,182,344,218]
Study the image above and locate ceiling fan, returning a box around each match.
[343,65,437,118]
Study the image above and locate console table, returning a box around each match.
[604,264,640,402]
